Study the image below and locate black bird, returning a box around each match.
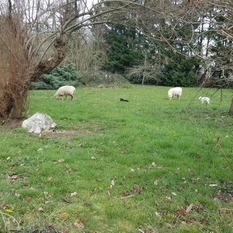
[120,98,129,102]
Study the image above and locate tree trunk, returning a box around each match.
[33,37,67,80]
[0,15,67,120]
[229,98,233,116]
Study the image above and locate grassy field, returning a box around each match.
[0,85,232,233]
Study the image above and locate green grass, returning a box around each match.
[0,85,232,233]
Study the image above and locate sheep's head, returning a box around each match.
[168,92,172,100]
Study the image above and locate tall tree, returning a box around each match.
[102,24,144,73]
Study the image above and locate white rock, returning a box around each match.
[22,112,56,134]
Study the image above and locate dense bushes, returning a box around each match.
[157,54,200,87]
[102,24,144,74]
[31,63,80,90]
[101,24,201,87]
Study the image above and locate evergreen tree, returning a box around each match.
[158,52,200,87]
[102,24,144,73]
[31,63,80,90]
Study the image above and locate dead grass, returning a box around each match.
[0,119,22,128]
[42,129,88,139]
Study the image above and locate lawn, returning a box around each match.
[0,85,232,233]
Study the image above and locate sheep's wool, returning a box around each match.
[22,112,56,134]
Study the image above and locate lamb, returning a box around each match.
[54,85,76,100]
[168,87,182,100]
[199,96,210,104]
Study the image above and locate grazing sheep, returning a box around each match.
[199,96,210,104]
[54,85,76,100]
[168,87,182,100]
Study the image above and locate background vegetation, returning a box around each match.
[31,63,80,90]
[1,0,233,118]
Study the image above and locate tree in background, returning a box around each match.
[31,63,80,90]
[101,24,144,73]
[100,1,202,86]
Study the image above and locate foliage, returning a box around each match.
[126,65,161,85]
[101,20,202,87]
[158,53,200,87]
[80,71,129,86]
[0,86,232,232]
[101,24,144,73]
[31,63,80,90]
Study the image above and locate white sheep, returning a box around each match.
[199,96,210,104]
[54,85,76,100]
[168,87,182,100]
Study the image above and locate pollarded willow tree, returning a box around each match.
[0,0,137,119]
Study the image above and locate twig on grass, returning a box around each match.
[0,211,20,231]
[214,136,233,173]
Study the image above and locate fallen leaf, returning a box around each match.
[15,193,20,197]
[64,165,74,172]
[155,211,161,217]
[73,219,85,228]
[186,203,193,213]
[8,163,18,167]
[54,159,65,164]
[25,196,32,202]
[59,213,68,219]
[133,184,142,194]
[120,194,134,199]
[108,185,113,190]
[38,207,44,212]
[71,192,77,197]
[96,149,104,154]
[151,162,157,167]
[176,208,186,217]
[164,196,172,202]
[153,180,158,186]
[8,173,18,180]
[120,190,133,197]
[62,197,72,203]
[215,136,220,147]
[218,207,233,213]
[209,184,218,187]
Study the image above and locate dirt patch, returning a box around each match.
[0,119,22,128]
[215,181,233,202]
[44,123,104,139]
[1,119,104,139]
[42,129,89,139]
[216,189,233,202]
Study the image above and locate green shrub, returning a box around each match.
[158,55,200,87]
[31,63,80,90]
